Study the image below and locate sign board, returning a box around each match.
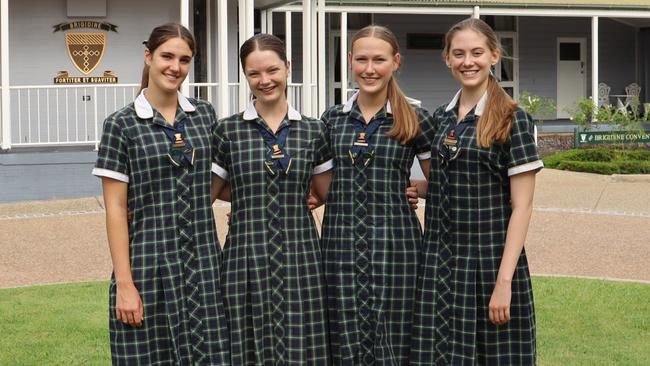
[575,130,650,146]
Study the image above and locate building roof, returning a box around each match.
[324,0,650,10]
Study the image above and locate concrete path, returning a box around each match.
[1,169,648,288]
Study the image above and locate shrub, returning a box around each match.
[572,148,615,162]
[542,148,650,174]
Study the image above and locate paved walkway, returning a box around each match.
[1,169,649,288]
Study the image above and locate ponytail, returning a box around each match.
[476,75,518,148]
[139,63,150,93]
[385,78,419,144]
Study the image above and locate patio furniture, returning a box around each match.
[625,83,641,118]
[598,82,611,107]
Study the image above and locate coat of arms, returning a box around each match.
[65,32,105,75]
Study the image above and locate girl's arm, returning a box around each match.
[102,177,143,327]
[489,170,536,325]
[312,170,333,203]
[210,174,229,204]
[309,170,333,210]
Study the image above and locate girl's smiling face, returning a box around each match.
[243,49,290,106]
[349,36,400,98]
[445,29,500,93]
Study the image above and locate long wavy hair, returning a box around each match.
[350,25,419,145]
[444,18,518,148]
[139,23,196,93]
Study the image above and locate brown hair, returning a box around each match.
[444,18,517,148]
[139,23,196,92]
[239,33,289,97]
[350,25,419,145]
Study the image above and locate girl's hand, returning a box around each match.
[116,282,144,327]
[488,280,512,325]
[307,193,323,211]
[406,183,419,210]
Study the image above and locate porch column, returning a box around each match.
[340,12,348,102]
[180,0,190,95]
[1,0,10,150]
[317,0,325,115]
[472,6,480,18]
[267,10,274,34]
[261,10,267,33]
[285,12,292,84]
[302,0,313,116]
[217,0,229,118]
[238,0,254,110]
[592,16,599,113]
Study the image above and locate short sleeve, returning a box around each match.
[211,117,230,181]
[507,109,544,176]
[312,118,334,175]
[413,107,438,160]
[93,115,129,183]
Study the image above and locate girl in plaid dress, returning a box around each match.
[94,24,230,364]
[319,26,437,365]
[410,18,542,365]
[211,34,334,365]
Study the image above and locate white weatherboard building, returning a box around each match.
[0,0,649,150]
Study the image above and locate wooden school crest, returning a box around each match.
[65,32,105,75]
[52,21,118,84]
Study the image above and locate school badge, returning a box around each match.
[52,22,118,84]
[65,32,105,75]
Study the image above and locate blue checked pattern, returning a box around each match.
[412,104,541,365]
[95,98,230,365]
[321,99,437,365]
[212,109,333,365]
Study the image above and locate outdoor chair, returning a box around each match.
[597,82,611,107]
[625,83,641,118]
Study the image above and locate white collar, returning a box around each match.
[342,90,392,114]
[445,89,488,116]
[134,88,196,119]
[242,100,302,121]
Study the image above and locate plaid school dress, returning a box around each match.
[411,90,543,365]
[320,92,437,365]
[212,101,334,366]
[93,91,230,365]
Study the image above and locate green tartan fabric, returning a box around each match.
[212,102,333,365]
[320,93,437,365]
[412,93,542,365]
[94,92,230,365]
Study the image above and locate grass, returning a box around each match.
[1,277,649,365]
[543,148,650,174]
[0,281,109,365]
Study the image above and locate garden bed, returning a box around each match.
[543,148,650,175]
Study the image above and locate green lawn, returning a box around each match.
[1,277,649,365]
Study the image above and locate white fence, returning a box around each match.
[3,82,304,149]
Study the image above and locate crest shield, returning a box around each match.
[65,32,105,75]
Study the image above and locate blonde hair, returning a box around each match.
[444,18,518,148]
[350,25,419,145]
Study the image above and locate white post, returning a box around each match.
[261,10,267,33]
[238,0,250,110]
[472,6,480,19]
[310,0,317,116]
[592,16,599,115]
[217,0,229,118]
[285,12,292,84]
[267,10,274,34]
[1,0,10,149]
[180,0,190,96]
[302,0,312,116]
[317,0,326,116]
[340,12,348,103]
[245,0,254,37]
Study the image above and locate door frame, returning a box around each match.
[556,37,587,119]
